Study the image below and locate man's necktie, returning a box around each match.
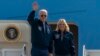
[43,23,45,33]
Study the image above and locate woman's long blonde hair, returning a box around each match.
[56,19,70,32]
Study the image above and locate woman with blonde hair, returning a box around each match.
[49,19,75,56]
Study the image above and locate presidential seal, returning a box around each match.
[4,25,21,42]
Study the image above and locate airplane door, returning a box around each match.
[49,23,78,56]
[0,20,31,56]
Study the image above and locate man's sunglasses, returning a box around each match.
[41,15,47,17]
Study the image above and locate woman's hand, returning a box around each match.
[48,53,53,56]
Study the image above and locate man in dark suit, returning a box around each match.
[27,2,52,56]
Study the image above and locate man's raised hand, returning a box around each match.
[32,1,38,11]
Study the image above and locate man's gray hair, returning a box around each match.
[39,9,48,16]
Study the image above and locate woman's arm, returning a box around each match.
[48,31,54,56]
[69,32,75,56]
